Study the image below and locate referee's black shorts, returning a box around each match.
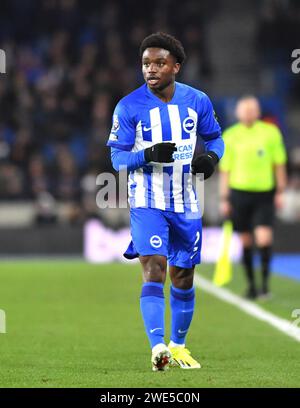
[230,189,275,232]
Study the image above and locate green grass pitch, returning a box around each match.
[0,260,300,388]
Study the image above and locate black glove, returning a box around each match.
[191,151,219,179]
[144,142,177,163]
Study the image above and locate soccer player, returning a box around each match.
[107,32,224,371]
[219,96,287,299]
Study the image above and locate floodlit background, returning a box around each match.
[0,0,300,256]
[0,0,300,388]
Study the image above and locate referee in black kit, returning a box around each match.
[219,96,287,299]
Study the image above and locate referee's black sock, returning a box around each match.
[259,246,272,293]
[243,247,255,292]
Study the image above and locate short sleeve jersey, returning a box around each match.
[219,120,287,191]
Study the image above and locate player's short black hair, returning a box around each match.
[139,32,186,64]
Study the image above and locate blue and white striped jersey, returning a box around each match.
[107,82,223,213]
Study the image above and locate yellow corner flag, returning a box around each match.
[213,220,233,286]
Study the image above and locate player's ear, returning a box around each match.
[173,62,180,75]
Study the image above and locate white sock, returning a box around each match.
[152,343,166,353]
[169,340,185,348]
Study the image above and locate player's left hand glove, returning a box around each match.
[191,151,219,179]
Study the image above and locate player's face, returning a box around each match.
[142,48,180,91]
[236,98,261,125]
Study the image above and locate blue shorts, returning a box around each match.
[124,207,202,268]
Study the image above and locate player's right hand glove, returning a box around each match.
[191,151,219,179]
[144,142,177,163]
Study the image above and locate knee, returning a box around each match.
[255,227,273,247]
[171,268,194,290]
[240,233,253,248]
[141,255,167,283]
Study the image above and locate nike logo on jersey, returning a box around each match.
[143,124,159,132]
[150,328,163,333]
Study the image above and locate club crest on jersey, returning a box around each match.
[111,114,120,133]
[183,117,196,133]
[150,235,162,248]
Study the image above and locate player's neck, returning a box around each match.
[149,82,176,103]
[242,121,256,128]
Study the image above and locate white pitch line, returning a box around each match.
[194,274,300,343]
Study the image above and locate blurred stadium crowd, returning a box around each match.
[0,0,299,224]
